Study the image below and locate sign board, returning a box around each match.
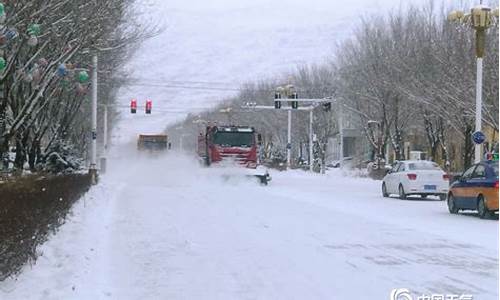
[472,131,486,145]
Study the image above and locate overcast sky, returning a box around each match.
[114,0,457,138]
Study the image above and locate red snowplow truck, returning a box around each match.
[197,125,271,185]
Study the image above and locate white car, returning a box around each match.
[381,160,449,200]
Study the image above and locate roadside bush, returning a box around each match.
[0,174,91,281]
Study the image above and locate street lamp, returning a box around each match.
[192,118,208,133]
[448,2,499,163]
[219,107,233,124]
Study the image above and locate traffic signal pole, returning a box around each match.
[90,55,98,184]
[241,104,315,171]
[275,95,336,171]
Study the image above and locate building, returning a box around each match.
[326,103,369,164]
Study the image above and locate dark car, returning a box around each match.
[447,160,499,219]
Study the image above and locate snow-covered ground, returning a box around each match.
[1,1,496,299]
[1,151,497,299]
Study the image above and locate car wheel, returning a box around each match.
[398,184,406,200]
[421,194,427,199]
[382,182,389,197]
[477,195,492,219]
[438,194,446,201]
[447,194,459,214]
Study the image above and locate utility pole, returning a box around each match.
[287,109,292,167]
[89,55,98,184]
[309,109,314,172]
[277,85,297,169]
[100,104,108,174]
[103,105,108,151]
[219,107,233,124]
[338,99,344,169]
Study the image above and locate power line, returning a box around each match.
[125,82,241,92]
[127,79,240,86]
[121,80,333,94]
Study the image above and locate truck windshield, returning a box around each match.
[213,132,254,147]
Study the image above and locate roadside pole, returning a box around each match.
[338,99,344,169]
[100,104,108,174]
[89,55,98,184]
[103,105,108,151]
[0,81,6,170]
[309,109,314,172]
[287,110,292,167]
[474,57,483,163]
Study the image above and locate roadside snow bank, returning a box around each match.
[0,183,118,298]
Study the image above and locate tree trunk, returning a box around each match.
[463,123,474,169]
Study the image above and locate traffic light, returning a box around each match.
[290,92,298,109]
[145,99,152,114]
[274,92,281,109]
[130,99,137,114]
[322,102,331,112]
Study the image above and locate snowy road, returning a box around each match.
[1,151,498,300]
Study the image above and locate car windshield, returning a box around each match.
[213,132,254,147]
[408,162,441,171]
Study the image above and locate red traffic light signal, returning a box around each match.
[130,99,137,114]
[145,99,152,114]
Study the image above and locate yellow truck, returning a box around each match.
[137,134,169,151]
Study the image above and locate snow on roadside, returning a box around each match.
[0,156,497,299]
[0,182,122,299]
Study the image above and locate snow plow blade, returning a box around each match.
[252,173,271,185]
[220,172,271,185]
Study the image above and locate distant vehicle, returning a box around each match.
[447,160,499,219]
[409,151,427,161]
[197,125,270,185]
[382,160,449,200]
[137,134,168,151]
